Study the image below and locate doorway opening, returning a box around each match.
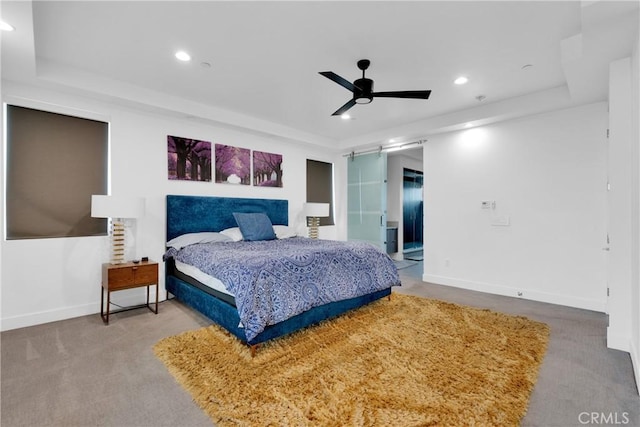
[403,168,423,260]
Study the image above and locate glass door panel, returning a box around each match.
[347,152,387,250]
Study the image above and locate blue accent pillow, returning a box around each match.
[232,212,276,241]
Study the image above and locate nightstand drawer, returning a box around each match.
[133,264,158,285]
[106,266,135,289]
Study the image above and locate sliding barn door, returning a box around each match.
[347,152,387,250]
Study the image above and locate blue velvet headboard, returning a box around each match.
[166,195,289,241]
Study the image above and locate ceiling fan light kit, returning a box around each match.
[319,59,431,116]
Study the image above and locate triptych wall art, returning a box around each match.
[167,135,283,188]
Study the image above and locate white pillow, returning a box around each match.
[273,225,297,239]
[220,227,244,242]
[166,232,232,250]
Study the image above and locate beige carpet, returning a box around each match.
[154,294,549,426]
[393,259,419,270]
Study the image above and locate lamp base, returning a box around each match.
[110,219,125,264]
[307,217,320,239]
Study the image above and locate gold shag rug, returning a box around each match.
[154,293,549,426]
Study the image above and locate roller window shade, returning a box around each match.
[306,159,334,226]
[6,105,109,239]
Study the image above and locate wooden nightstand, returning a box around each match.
[100,260,159,324]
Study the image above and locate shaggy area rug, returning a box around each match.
[154,294,549,426]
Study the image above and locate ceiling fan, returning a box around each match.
[319,59,431,116]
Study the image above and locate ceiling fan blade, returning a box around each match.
[331,99,357,116]
[319,71,357,92]
[372,90,431,99]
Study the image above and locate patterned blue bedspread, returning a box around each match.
[167,237,400,341]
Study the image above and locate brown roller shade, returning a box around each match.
[6,105,108,239]
[306,159,334,226]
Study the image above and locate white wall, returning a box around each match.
[607,57,634,351]
[606,37,640,391]
[619,31,640,390]
[633,29,640,395]
[423,102,608,311]
[0,81,342,331]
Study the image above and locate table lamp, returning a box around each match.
[304,202,330,239]
[91,195,145,264]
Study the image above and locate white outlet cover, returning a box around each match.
[491,215,510,226]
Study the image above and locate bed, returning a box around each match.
[164,195,400,354]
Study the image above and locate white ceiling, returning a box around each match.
[1,1,638,152]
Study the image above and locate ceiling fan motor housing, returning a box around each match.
[354,78,374,104]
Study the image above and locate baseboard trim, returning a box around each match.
[1,303,98,332]
[1,288,169,332]
[422,273,606,312]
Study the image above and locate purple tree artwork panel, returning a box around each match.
[167,135,212,182]
[253,150,283,187]
[215,144,251,185]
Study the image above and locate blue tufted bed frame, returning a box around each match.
[165,195,391,354]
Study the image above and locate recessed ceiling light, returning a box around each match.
[454,76,468,85]
[0,20,15,32]
[175,51,191,62]
[341,113,351,120]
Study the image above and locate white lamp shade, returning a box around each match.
[91,195,145,219]
[304,202,330,218]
